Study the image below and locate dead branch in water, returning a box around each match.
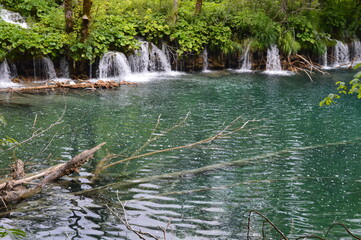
[326,223,361,239]
[247,210,361,240]
[0,80,137,93]
[286,54,330,81]
[76,134,361,197]
[0,142,105,208]
[93,115,260,180]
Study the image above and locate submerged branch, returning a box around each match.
[3,102,66,152]
[326,223,361,239]
[76,135,361,196]
[247,210,288,240]
[94,117,258,174]
[0,142,105,207]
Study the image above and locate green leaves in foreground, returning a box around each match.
[320,63,361,106]
[0,226,26,239]
[320,93,340,106]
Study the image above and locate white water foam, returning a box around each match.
[99,52,131,79]
[332,40,350,68]
[238,44,252,72]
[128,41,172,73]
[202,48,210,72]
[0,8,28,28]
[33,57,56,80]
[0,60,18,88]
[264,45,294,75]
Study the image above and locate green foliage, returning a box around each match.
[0,226,26,239]
[320,64,361,106]
[229,9,279,50]
[1,0,58,17]
[82,15,139,61]
[320,93,340,106]
[136,10,171,42]
[170,19,208,55]
[1,0,360,64]
[278,30,301,55]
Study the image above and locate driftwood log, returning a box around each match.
[0,142,105,208]
[0,80,137,93]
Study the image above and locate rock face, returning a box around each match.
[179,52,230,72]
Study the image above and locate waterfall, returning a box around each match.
[149,43,171,72]
[0,60,11,82]
[98,52,131,79]
[33,57,56,80]
[58,57,70,78]
[320,46,329,69]
[332,41,350,67]
[202,48,209,72]
[0,8,28,28]
[0,60,17,87]
[240,44,252,71]
[352,40,361,63]
[128,42,150,73]
[266,45,282,72]
[162,42,172,68]
[128,41,171,73]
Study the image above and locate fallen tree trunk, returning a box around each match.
[0,80,137,93]
[0,142,106,209]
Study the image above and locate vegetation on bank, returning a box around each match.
[0,0,360,74]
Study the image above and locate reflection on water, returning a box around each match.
[0,70,361,239]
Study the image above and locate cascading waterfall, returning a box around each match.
[33,57,56,80]
[332,41,350,67]
[0,60,17,87]
[352,40,361,63]
[162,42,172,68]
[266,45,282,72]
[58,57,70,78]
[149,43,171,72]
[0,7,28,28]
[320,46,329,69]
[98,52,131,79]
[128,41,171,73]
[239,44,252,71]
[0,60,11,82]
[202,48,209,72]
[128,41,150,73]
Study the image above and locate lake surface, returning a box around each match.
[0,70,361,239]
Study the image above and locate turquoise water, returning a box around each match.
[0,70,361,239]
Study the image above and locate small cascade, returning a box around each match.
[162,43,172,67]
[0,8,28,28]
[128,41,171,73]
[352,40,361,63]
[0,60,17,87]
[149,43,171,72]
[98,52,131,79]
[128,41,150,73]
[202,48,209,72]
[320,46,329,69]
[0,60,11,82]
[332,41,350,67]
[240,44,252,71]
[33,57,56,80]
[266,45,282,72]
[58,57,70,78]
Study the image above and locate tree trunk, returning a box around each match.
[81,0,93,43]
[64,0,74,33]
[173,0,179,9]
[0,143,106,208]
[194,0,202,15]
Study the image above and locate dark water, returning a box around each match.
[0,70,361,239]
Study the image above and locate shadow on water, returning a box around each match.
[0,70,360,239]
